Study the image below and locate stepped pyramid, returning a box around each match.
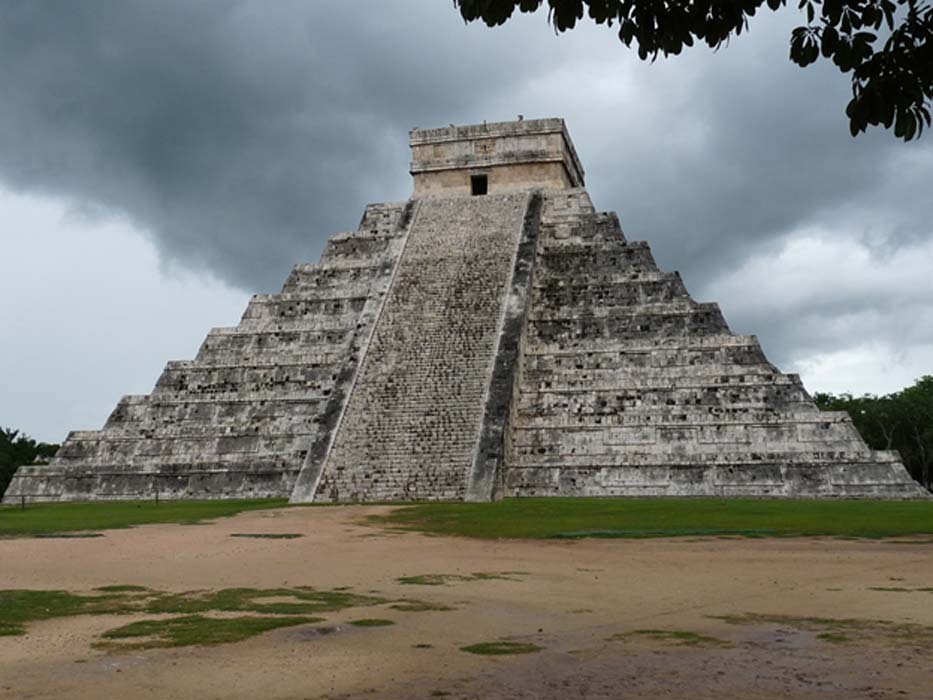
[5,118,926,503]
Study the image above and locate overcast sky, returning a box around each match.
[1,1,931,443]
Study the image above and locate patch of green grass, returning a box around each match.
[388,600,454,612]
[461,641,543,655]
[348,618,395,627]
[817,632,852,643]
[397,572,519,586]
[144,587,386,616]
[0,499,289,536]
[370,498,933,540]
[609,629,732,647]
[95,585,149,593]
[883,539,933,545]
[712,613,869,629]
[229,533,302,540]
[0,589,142,635]
[558,528,777,539]
[34,532,103,538]
[869,586,912,592]
[97,614,317,650]
[414,643,434,649]
[396,574,452,586]
[0,585,390,639]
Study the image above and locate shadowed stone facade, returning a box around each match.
[4,118,927,503]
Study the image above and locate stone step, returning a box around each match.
[539,213,626,246]
[195,329,356,362]
[527,304,730,342]
[281,262,390,290]
[519,376,797,393]
[358,200,412,236]
[533,270,676,287]
[158,362,343,387]
[250,290,371,305]
[523,346,770,371]
[167,355,349,369]
[536,241,659,274]
[319,233,400,265]
[105,414,322,435]
[532,275,689,307]
[314,250,401,270]
[511,407,833,428]
[107,394,323,411]
[1,464,299,503]
[287,261,389,278]
[508,448,876,467]
[235,312,363,333]
[516,382,810,411]
[164,355,354,382]
[63,423,319,441]
[522,352,782,384]
[54,433,312,463]
[512,419,861,448]
[523,334,762,353]
[539,189,595,220]
[502,460,924,499]
[528,299,700,320]
[149,381,338,402]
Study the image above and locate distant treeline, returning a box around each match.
[0,428,60,499]
[815,376,933,493]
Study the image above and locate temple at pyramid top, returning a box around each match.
[4,117,927,504]
[410,117,585,195]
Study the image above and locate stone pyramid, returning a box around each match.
[5,118,926,504]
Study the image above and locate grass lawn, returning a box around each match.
[97,614,318,650]
[0,499,288,536]
[371,497,933,540]
[0,585,392,641]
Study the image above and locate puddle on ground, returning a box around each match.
[283,625,342,641]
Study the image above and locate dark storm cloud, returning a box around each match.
[568,11,933,287]
[0,1,541,290]
[0,1,931,372]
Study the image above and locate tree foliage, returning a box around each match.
[0,428,59,500]
[815,375,933,491]
[454,0,933,140]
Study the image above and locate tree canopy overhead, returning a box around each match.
[454,0,933,141]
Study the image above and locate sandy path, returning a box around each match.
[1,505,932,699]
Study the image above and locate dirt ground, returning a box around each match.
[2,505,932,700]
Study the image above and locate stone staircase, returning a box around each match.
[307,193,532,502]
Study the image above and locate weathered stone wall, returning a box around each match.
[412,162,571,197]
[411,118,584,196]
[308,193,531,502]
[503,190,927,498]
[2,201,414,503]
